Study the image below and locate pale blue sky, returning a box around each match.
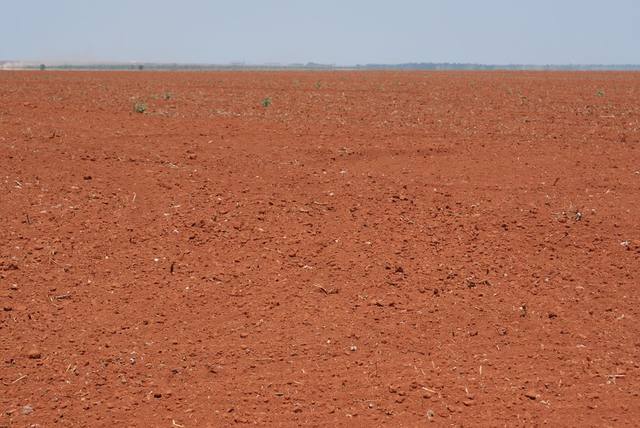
[2,0,639,65]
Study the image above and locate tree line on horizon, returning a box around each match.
[8,62,640,71]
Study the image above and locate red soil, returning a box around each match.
[1,71,639,426]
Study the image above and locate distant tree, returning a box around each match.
[39,64,46,71]
[138,64,144,71]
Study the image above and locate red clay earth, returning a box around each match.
[1,71,639,426]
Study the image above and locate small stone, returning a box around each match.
[426,409,435,421]
[350,345,357,352]
[239,332,248,338]
[524,390,538,400]
[21,404,34,415]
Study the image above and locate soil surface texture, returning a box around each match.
[1,71,640,426]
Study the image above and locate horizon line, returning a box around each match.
[2,60,640,71]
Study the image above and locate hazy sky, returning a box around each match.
[2,0,639,65]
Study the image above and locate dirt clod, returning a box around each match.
[27,349,42,359]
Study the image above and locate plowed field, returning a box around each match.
[1,71,640,426]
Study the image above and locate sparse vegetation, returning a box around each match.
[133,100,147,113]
[262,97,272,108]
[596,89,605,97]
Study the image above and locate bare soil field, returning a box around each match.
[1,71,640,426]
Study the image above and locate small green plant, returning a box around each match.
[596,89,605,97]
[261,97,272,108]
[133,100,147,113]
[163,92,172,100]
[315,81,322,89]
